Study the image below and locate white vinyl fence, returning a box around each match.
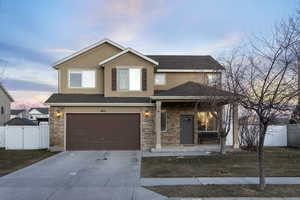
[226,125,287,146]
[4,124,49,150]
[0,126,5,147]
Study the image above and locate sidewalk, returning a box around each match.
[141,177,300,186]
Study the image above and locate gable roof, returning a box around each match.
[11,109,26,115]
[98,48,159,66]
[153,81,233,98]
[0,83,14,102]
[147,55,224,71]
[29,107,49,114]
[52,38,125,68]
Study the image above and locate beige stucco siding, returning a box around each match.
[57,43,122,94]
[0,89,11,125]
[154,72,221,90]
[49,106,156,151]
[103,52,155,97]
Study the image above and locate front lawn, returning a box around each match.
[0,148,58,177]
[146,184,300,198]
[141,147,300,177]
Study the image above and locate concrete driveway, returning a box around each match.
[0,151,166,200]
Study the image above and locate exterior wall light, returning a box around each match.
[55,110,63,118]
[144,110,151,117]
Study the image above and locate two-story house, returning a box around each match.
[45,39,239,151]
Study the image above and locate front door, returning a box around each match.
[180,115,194,144]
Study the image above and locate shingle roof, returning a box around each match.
[29,107,49,114]
[5,118,37,126]
[147,55,224,70]
[11,109,26,115]
[45,94,151,104]
[154,81,233,97]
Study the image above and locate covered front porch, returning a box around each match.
[152,101,239,152]
[151,82,239,152]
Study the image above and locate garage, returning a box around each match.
[66,113,140,150]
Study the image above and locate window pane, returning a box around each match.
[208,74,219,86]
[70,73,82,88]
[197,112,207,131]
[197,112,218,131]
[207,112,218,131]
[161,111,167,131]
[129,68,141,90]
[82,71,95,88]
[118,69,129,90]
[155,74,166,85]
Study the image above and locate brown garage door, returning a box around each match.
[66,113,140,150]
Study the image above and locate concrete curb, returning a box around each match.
[141,177,300,186]
[169,198,300,200]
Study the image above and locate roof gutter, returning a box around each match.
[45,103,155,107]
[150,96,233,100]
[156,69,224,73]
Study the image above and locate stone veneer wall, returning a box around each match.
[49,106,65,150]
[141,107,156,150]
[49,106,156,151]
[161,105,197,146]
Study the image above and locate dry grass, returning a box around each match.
[0,148,58,177]
[142,147,300,177]
[146,184,300,197]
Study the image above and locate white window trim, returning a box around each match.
[155,73,166,85]
[116,66,142,92]
[161,110,167,132]
[68,70,96,89]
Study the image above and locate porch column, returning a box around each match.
[233,103,239,149]
[155,101,162,149]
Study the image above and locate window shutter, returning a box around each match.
[142,68,147,91]
[112,68,117,91]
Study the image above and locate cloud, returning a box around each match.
[75,0,168,43]
[190,33,242,55]
[46,48,76,54]
[0,41,55,65]
[2,78,56,92]
[10,90,52,109]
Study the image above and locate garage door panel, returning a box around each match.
[66,113,140,150]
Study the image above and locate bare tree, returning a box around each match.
[194,63,239,154]
[227,16,300,190]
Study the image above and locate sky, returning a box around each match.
[0,0,298,108]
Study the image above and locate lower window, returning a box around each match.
[197,112,218,131]
[161,111,167,132]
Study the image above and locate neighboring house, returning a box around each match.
[5,117,37,126]
[28,108,49,121]
[45,38,239,151]
[10,109,28,119]
[0,84,14,126]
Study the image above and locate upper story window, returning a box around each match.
[68,70,96,88]
[117,68,141,91]
[155,73,166,85]
[207,73,219,86]
[1,106,4,115]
